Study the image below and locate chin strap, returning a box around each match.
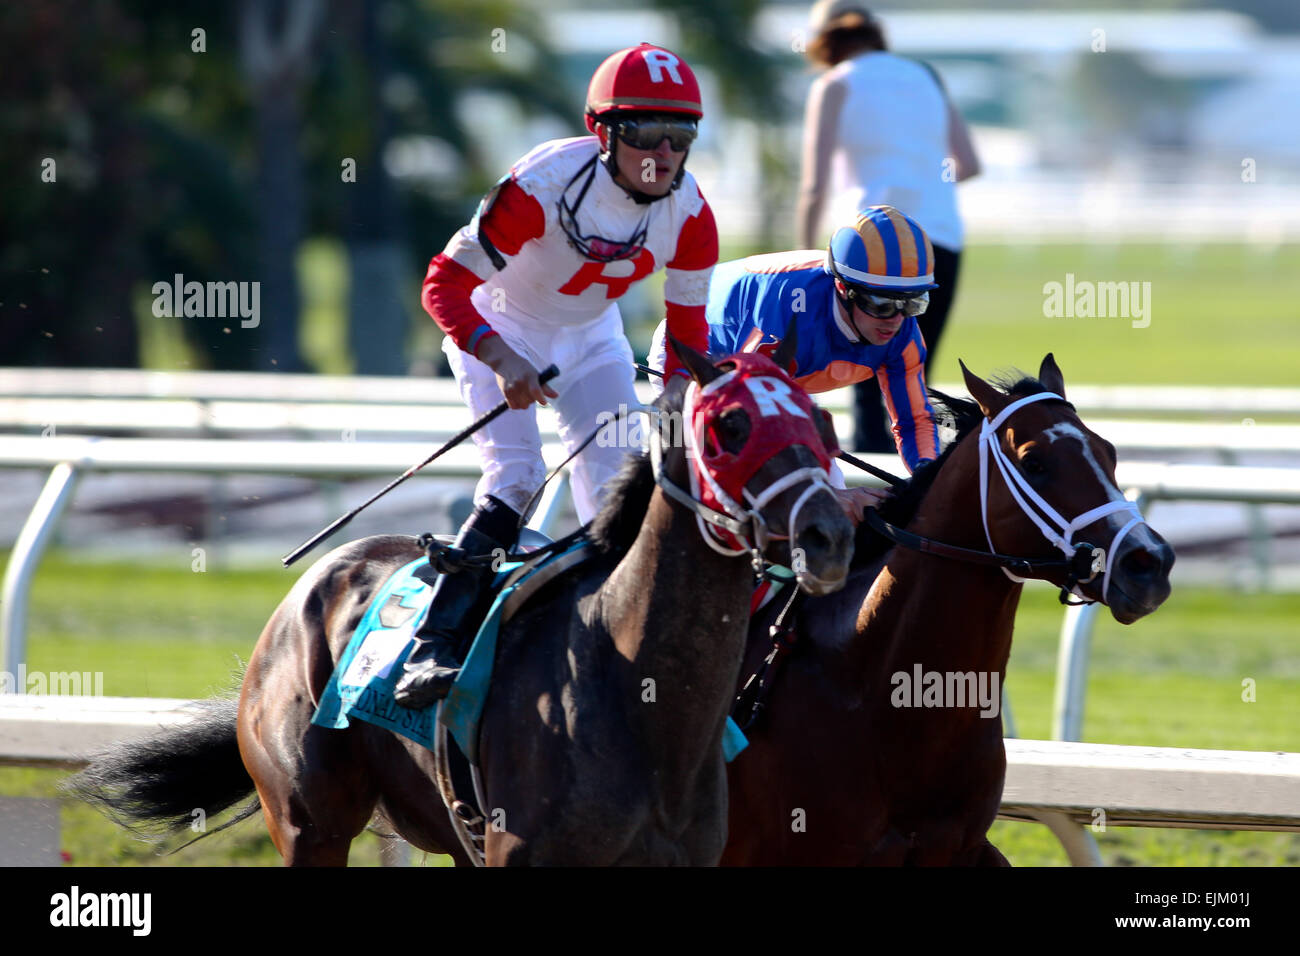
[596,125,687,204]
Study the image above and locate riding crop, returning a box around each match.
[282,364,560,567]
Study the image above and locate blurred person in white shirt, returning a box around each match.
[797,1,979,454]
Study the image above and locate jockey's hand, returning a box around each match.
[478,337,559,410]
[834,486,890,526]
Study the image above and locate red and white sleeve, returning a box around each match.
[421,178,546,356]
[661,199,718,380]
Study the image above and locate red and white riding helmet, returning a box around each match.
[584,42,704,132]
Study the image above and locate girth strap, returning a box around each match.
[732,583,802,732]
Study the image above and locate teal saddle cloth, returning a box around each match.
[312,543,749,765]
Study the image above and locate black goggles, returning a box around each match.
[848,287,930,318]
[611,116,699,151]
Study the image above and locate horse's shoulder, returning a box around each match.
[490,556,624,718]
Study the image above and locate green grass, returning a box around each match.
[992,582,1300,866]
[932,242,1300,387]
[2,552,1298,866]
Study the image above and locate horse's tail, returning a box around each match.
[64,697,260,844]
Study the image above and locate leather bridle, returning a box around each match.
[865,391,1149,606]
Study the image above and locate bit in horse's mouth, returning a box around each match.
[797,568,848,596]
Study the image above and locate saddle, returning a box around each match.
[310,529,591,861]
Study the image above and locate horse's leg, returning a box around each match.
[244,721,380,866]
[239,599,380,866]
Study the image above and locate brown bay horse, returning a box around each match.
[70,341,855,865]
[722,355,1175,865]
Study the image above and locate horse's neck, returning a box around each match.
[601,487,752,781]
[850,437,1021,682]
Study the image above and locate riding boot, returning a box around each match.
[393,496,520,709]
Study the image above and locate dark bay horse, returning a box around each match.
[70,342,855,865]
[721,355,1175,865]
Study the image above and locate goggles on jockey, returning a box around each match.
[610,116,698,152]
[847,286,930,318]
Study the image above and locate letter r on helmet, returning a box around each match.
[643,50,682,84]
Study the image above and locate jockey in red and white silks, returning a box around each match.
[397,43,719,710]
[422,48,717,524]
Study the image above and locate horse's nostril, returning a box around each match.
[1120,546,1159,577]
[800,527,831,556]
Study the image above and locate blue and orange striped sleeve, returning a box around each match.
[876,324,939,472]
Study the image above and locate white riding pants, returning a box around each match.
[441,313,642,524]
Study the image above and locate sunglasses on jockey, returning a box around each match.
[839,281,930,318]
[608,115,699,152]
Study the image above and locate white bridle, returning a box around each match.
[683,371,834,558]
[646,371,837,594]
[978,391,1148,604]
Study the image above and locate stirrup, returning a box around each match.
[394,656,462,707]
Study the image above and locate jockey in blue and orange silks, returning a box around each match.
[651,204,941,523]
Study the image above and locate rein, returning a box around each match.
[864,510,1104,604]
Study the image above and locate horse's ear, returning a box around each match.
[771,319,799,375]
[667,332,722,386]
[960,359,1010,420]
[814,405,841,456]
[1038,353,1066,399]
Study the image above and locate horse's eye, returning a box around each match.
[715,409,751,452]
[1020,453,1046,476]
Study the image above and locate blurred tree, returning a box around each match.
[239,0,324,372]
[2,2,149,367]
[315,0,574,375]
[1,1,263,369]
[2,0,575,372]
[650,0,789,250]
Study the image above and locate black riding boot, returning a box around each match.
[393,496,520,709]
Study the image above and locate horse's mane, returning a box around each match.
[851,372,1060,566]
[585,378,685,558]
